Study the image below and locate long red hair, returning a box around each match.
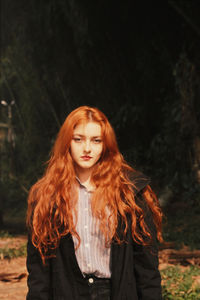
[27,106,162,263]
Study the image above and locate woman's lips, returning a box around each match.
[81,156,92,160]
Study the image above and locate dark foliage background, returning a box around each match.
[0,0,200,229]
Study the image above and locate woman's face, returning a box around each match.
[70,122,103,173]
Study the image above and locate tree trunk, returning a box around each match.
[175,53,200,184]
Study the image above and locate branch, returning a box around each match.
[169,1,200,38]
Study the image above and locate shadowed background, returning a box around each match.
[0,0,200,245]
[1,1,200,298]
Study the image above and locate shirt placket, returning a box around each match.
[82,187,92,273]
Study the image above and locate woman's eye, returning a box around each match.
[73,137,82,142]
[93,139,102,143]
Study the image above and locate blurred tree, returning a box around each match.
[0,0,200,224]
[174,53,200,185]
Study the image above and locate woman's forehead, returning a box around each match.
[73,122,102,136]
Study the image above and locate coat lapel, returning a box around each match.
[59,234,84,280]
[110,217,132,299]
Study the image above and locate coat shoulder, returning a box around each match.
[128,170,150,195]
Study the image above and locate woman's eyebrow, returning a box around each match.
[73,134,102,138]
[73,133,85,137]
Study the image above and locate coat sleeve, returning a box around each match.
[26,234,51,300]
[133,191,162,300]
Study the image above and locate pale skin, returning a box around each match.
[70,122,103,191]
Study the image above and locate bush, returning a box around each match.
[161,265,200,299]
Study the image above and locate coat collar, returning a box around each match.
[129,171,150,195]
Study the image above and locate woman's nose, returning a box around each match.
[83,140,91,152]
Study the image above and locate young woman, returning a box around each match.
[26,106,163,300]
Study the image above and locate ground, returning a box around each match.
[0,236,200,299]
[0,236,27,300]
[0,257,27,300]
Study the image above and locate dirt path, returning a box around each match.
[0,237,200,300]
[0,257,27,300]
[0,236,27,300]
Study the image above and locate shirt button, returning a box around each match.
[84,208,88,211]
[87,263,91,267]
[88,278,94,284]
[85,243,89,248]
[84,225,88,229]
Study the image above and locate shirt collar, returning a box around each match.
[76,176,94,193]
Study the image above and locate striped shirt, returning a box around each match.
[72,179,111,278]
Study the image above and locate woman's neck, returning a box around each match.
[75,167,94,191]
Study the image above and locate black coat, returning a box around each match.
[26,175,162,300]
